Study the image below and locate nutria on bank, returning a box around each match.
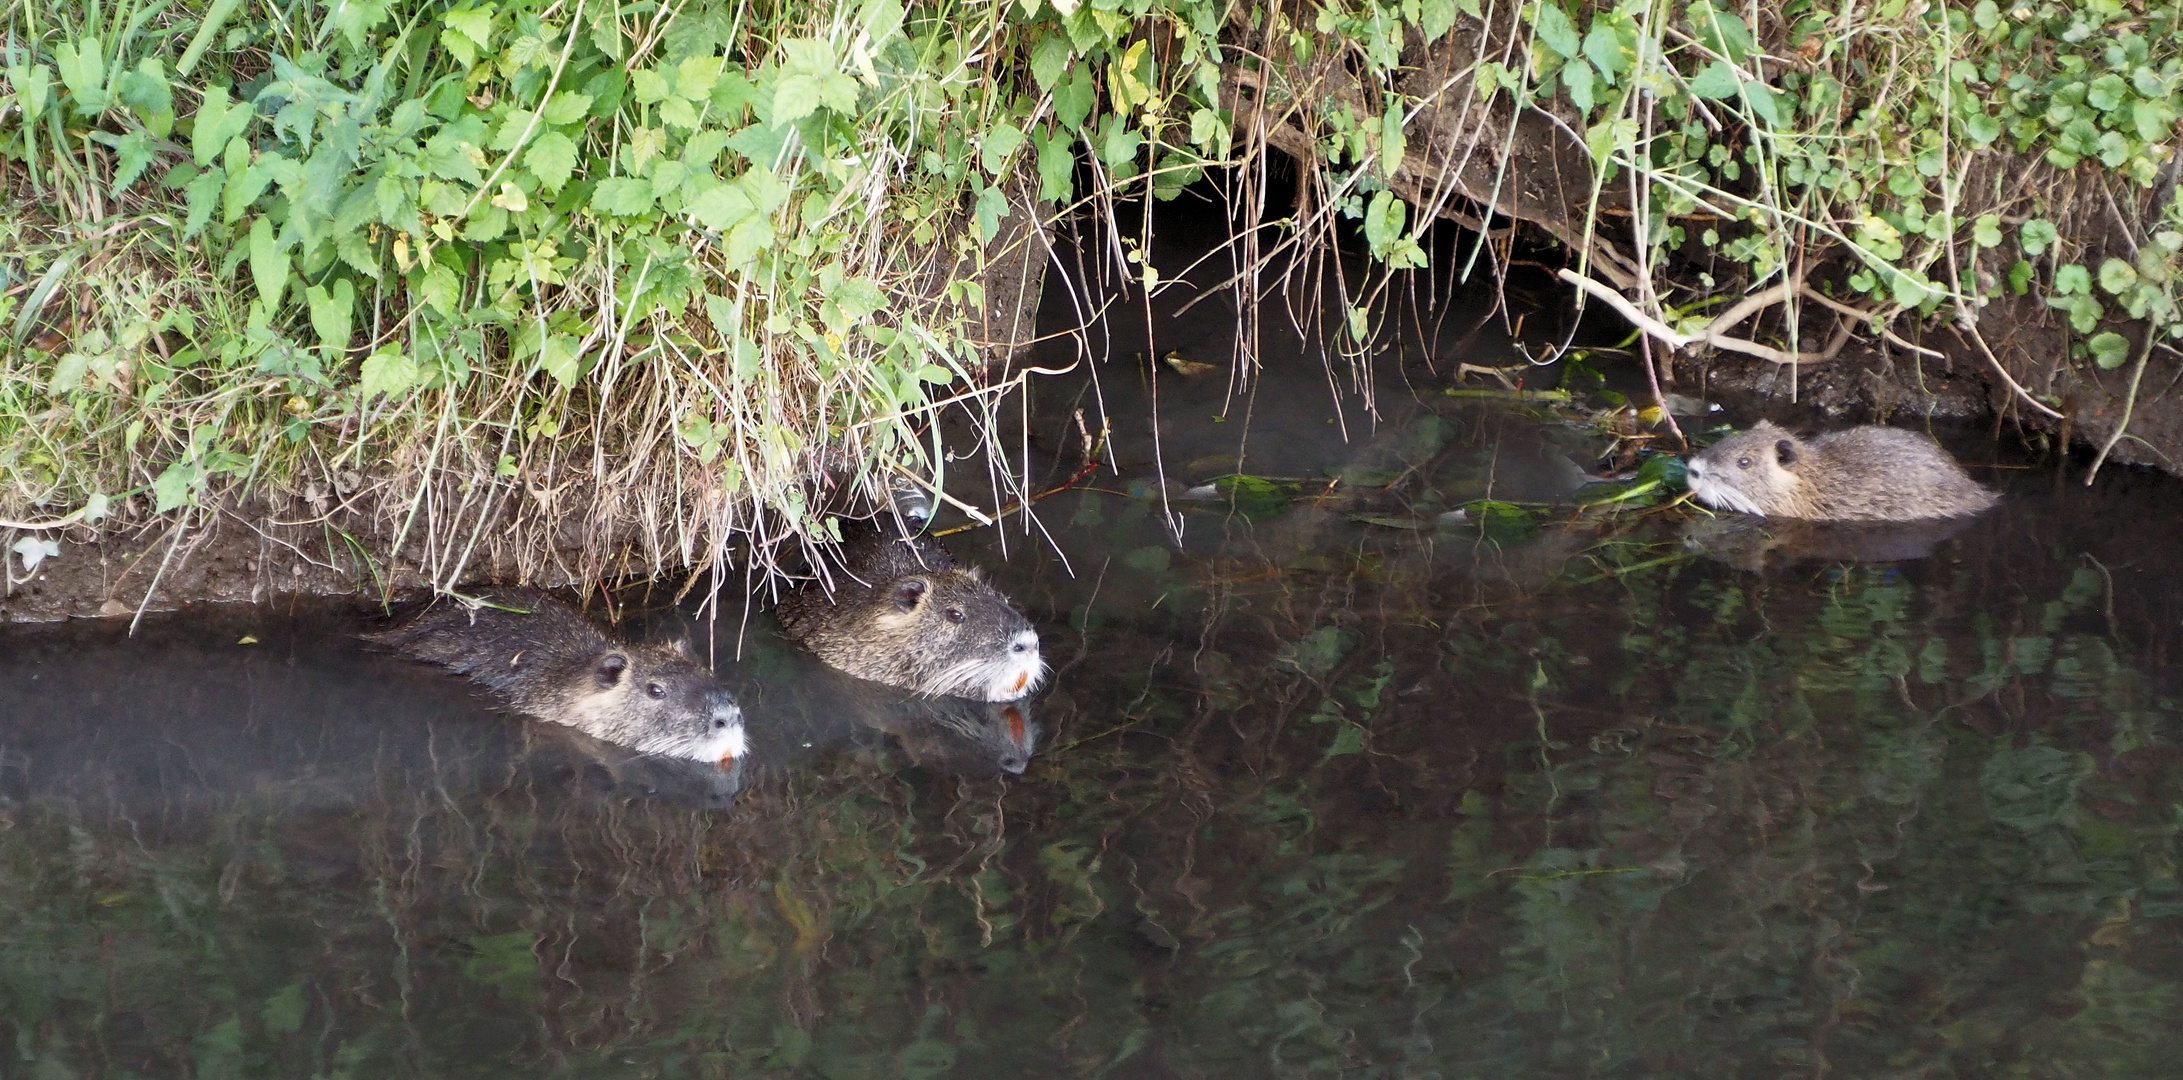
[369,590,748,764]
[775,525,1045,702]
[1685,421,1997,522]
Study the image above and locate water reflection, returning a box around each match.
[4,400,2182,1077]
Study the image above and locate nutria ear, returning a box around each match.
[1774,439,1798,467]
[892,577,929,610]
[671,636,698,661]
[595,652,630,687]
[965,565,987,582]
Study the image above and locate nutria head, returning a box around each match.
[867,565,1046,702]
[1685,421,1804,516]
[561,639,748,764]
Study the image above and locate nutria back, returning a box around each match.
[1686,421,1997,522]
[775,526,1045,701]
[368,590,747,763]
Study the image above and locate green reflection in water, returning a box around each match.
[3,508,2181,1079]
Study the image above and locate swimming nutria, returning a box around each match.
[1685,421,1997,521]
[368,590,747,764]
[774,524,1045,701]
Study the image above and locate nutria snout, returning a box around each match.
[368,590,747,764]
[775,525,1046,702]
[1686,421,1997,522]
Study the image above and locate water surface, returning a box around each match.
[5,291,2182,1077]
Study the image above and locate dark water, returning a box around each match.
[7,268,2183,1075]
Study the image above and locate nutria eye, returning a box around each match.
[944,607,964,623]
[1736,456,1751,469]
[1011,642,1029,653]
[646,682,667,699]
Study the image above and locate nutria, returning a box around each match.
[774,525,1045,701]
[1685,421,1997,521]
[368,590,747,764]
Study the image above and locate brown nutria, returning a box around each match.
[1685,421,1997,521]
[774,525,1045,701]
[368,590,747,764]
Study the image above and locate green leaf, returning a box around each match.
[358,347,419,400]
[1688,61,1741,100]
[306,278,354,354]
[915,364,954,384]
[1098,121,1143,171]
[2085,73,2129,113]
[55,34,110,115]
[2007,260,2034,295]
[99,130,156,192]
[1963,111,2002,144]
[1030,32,1072,91]
[1322,723,1365,759]
[2097,258,2138,295]
[1035,129,1075,202]
[1561,58,1595,111]
[2087,331,2131,369]
[981,122,1026,175]
[536,334,585,388]
[1530,2,1580,60]
[2019,219,2059,257]
[2053,263,2091,295]
[1583,20,1633,81]
[1687,0,1755,62]
[248,217,289,307]
[1212,475,1292,522]
[6,63,52,123]
[1055,67,1095,132]
[1363,189,1405,255]
[591,177,655,216]
[540,91,593,125]
[524,131,579,192]
[1419,0,1458,39]
[191,84,253,167]
[974,184,1007,245]
[182,166,224,239]
[152,461,194,512]
[1972,213,2002,248]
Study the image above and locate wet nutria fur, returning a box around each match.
[1685,421,1997,522]
[369,590,747,763]
[775,526,1045,701]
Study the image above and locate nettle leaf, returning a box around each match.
[631,68,672,104]
[358,347,419,400]
[524,131,579,191]
[96,130,157,192]
[182,166,224,238]
[117,57,174,136]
